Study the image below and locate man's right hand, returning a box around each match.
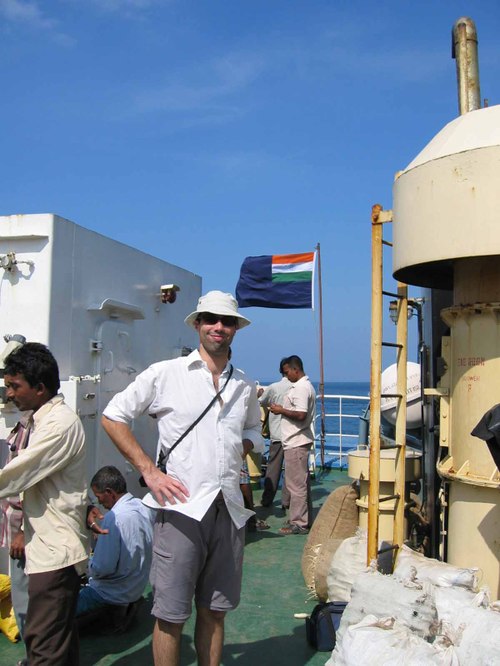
[142,466,190,506]
[101,416,190,506]
[87,505,109,535]
[10,530,25,560]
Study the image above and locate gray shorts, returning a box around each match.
[150,494,245,623]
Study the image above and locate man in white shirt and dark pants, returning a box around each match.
[258,358,291,508]
[102,291,263,666]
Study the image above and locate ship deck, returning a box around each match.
[0,468,348,665]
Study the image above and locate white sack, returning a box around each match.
[446,603,500,665]
[434,587,487,649]
[336,569,437,641]
[394,545,478,590]
[434,586,477,624]
[326,615,459,666]
[326,528,368,603]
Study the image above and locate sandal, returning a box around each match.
[255,519,270,530]
[279,524,309,535]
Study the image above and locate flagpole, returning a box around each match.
[316,242,326,468]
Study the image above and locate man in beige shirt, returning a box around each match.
[0,343,88,666]
[269,355,316,535]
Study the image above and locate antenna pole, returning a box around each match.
[316,242,326,467]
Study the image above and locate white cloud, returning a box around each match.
[90,0,162,14]
[128,19,447,128]
[196,150,292,176]
[0,0,74,43]
[0,0,56,28]
[134,51,265,121]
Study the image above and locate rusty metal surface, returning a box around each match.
[452,17,481,115]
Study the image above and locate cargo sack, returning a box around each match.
[301,483,359,600]
[394,544,479,591]
[306,601,345,651]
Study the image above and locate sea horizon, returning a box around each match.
[259,379,370,395]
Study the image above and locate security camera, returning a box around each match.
[160,284,180,304]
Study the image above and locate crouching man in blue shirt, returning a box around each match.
[77,466,154,618]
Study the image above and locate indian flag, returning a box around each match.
[235,251,316,309]
[271,252,315,284]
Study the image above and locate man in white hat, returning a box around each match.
[101,291,263,666]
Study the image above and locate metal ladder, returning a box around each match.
[367,204,409,568]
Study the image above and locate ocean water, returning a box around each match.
[317,382,370,426]
[260,380,370,469]
[319,381,370,400]
[313,381,370,467]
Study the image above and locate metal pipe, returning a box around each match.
[316,242,326,468]
[452,17,481,115]
[392,282,408,562]
[368,204,384,566]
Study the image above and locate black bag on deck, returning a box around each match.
[306,601,345,652]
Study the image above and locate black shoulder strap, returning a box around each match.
[157,364,234,469]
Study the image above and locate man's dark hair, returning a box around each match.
[4,342,60,396]
[279,357,289,374]
[91,466,127,494]
[285,355,304,372]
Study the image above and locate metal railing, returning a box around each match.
[313,393,370,469]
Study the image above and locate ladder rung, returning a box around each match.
[382,342,403,349]
[377,543,399,555]
[378,494,400,503]
[382,240,393,247]
[380,442,402,450]
[382,290,407,300]
[380,392,402,399]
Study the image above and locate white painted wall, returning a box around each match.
[0,213,201,496]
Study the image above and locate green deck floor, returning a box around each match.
[0,468,348,665]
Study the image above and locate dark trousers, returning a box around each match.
[10,554,28,640]
[261,440,287,507]
[25,565,81,666]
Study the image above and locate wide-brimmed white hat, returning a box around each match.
[184,291,251,329]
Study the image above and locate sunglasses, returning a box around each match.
[198,313,238,327]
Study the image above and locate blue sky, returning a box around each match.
[2,1,500,382]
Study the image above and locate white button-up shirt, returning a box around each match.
[103,350,263,529]
[259,377,292,442]
[281,375,316,450]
